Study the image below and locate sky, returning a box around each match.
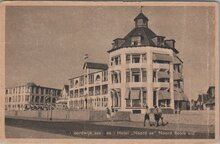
[5,6,216,100]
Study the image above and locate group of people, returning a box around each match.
[106,105,168,127]
[143,105,168,127]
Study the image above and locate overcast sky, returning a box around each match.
[5,6,215,100]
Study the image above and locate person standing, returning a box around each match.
[106,107,111,121]
[153,105,160,127]
[158,105,168,126]
[143,106,152,126]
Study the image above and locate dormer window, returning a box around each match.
[152,36,165,47]
[131,36,141,46]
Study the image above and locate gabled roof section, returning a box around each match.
[83,62,108,70]
[134,12,149,21]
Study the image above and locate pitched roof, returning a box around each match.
[134,12,149,21]
[121,27,157,47]
[83,62,108,70]
[108,12,179,54]
[63,85,69,92]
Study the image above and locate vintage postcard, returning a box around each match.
[0,1,218,144]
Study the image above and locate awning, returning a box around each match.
[174,91,188,101]
[153,53,172,62]
[158,71,170,79]
[125,89,130,99]
[158,90,170,100]
[130,89,140,100]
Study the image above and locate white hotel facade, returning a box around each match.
[68,12,188,113]
[5,82,61,111]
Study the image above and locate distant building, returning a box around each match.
[195,86,215,110]
[68,62,108,110]
[67,12,188,113]
[56,85,69,110]
[206,86,215,110]
[5,82,61,111]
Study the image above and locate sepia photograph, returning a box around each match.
[0,1,218,143]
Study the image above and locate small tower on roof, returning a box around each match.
[134,8,149,28]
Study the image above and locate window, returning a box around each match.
[69,90,73,98]
[40,96,44,103]
[46,89,48,94]
[126,54,131,64]
[142,69,147,82]
[41,88,44,95]
[36,87,39,94]
[153,70,157,82]
[153,91,157,106]
[95,75,101,82]
[131,36,141,46]
[74,90,78,97]
[132,99,141,107]
[111,71,121,83]
[79,89,84,97]
[75,80,79,86]
[35,96,39,103]
[25,95,29,102]
[89,87,94,96]
[143,91,147,105]
[89,74,94,84]
[132,54,141,63]
[111,55,121,66]
[126,70,130,82]
[102,71,108,82]
[95,86,100,95]
[142,54,147,63]
[132,70,140,82]
[79,77,84,86]
[102,85,108,94]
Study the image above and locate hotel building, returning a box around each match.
[5,82,61,111]
[68,12,188,113]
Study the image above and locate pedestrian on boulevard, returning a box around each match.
[106,107,111,121]
[158,105,168,126]
[153,105,160,127]
[143,106,152,126]
[110,106,115,122]
[153,105,168,127]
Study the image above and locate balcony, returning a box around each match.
[153,63,170,70]
[153,82,169,88]
[126,63,147,69]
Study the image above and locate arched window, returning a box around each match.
[96,75,101,81]
[75,80,79,86]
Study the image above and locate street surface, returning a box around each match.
[5,118,215,139]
